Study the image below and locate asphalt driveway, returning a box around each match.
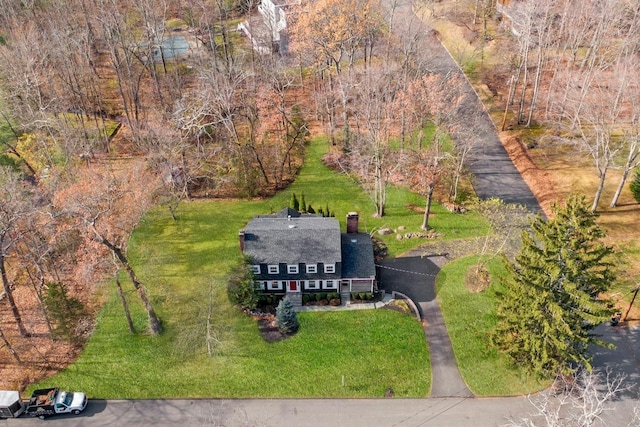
[377,255,472,398]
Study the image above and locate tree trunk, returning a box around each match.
[0,254,28,337]
[421,186,434,230]
[92,227,162,334]
[610,168,629,208]
[113,246,162,335]
[610,139,640,207]
[0,326,20,364]
[115,270,136,334]
[591,167,608,212]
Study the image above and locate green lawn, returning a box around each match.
[32,137,456,398]
[436,255,550,395]
[267,138,490,257]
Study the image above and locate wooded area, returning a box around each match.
[0,0,639,389]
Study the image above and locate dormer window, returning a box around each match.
[287,264,299,274]
[324,264,335,273]
[306,264,317,274]
[267,265,279,274]
[250,265,261,274]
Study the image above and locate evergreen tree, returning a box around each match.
[290,193,299,211]
[226,259,259,310]
[492,195,616,377]
[630,168,640,203]
[276,297,299,334]
[300,193,307,213]
[307,204,316,214]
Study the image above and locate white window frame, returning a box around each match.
[267,264,279,274]
[323,279,338,290]
[305,280,320,290]
[267,280,283,290]
[257,281,267,290]
[287,264,299,274]
[250,265,261,274]
[306,264,317,274]
[324,263,336,274]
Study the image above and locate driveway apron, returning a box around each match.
[378,256,473,398]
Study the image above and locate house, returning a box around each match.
[496,0,527,36]
[238,0,299,54]
[239,208,376,306]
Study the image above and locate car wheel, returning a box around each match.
[73,410,81,415]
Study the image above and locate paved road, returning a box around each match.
[4,394,638,426]
[384,0,541,213]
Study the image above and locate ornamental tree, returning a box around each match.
[276,297,299,334]
[492,195,617,377]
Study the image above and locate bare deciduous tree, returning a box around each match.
[505,369,637,427]
[0,166,36,337]
[52,164,163,334]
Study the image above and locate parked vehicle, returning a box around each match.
[0,391,25,418]
[0,388,87,419]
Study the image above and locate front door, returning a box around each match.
[287,280,300,292]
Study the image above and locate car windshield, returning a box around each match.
[63,393,74,406]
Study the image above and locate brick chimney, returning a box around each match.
[346,212,359,234]
[239,230,245,251]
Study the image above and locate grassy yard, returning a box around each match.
[33,137,484,398]
[436,255,550,396]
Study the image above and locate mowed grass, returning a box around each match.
[437,256,550,395]
[31,137,464,398]
[268,138,490,257]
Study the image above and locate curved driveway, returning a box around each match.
[376,0,543,401]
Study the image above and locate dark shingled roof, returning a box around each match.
[243,215,341,265]
[340,233,376,279]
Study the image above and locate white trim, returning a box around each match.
[250,265,261,274]
[287,264,299,274]
[267,264,279,274]
[323,279,338,290]
[305,280,320,290]
[306,264,317,274]
[267,280,283,290]
[324,263,335,273]
[257,281,267,290]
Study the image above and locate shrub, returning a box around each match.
[302,294,311,304]
[359,293,367,300]
[631,168,640,203]
[319,292,328,301]
[226,260,258,310]
[351,293,359,300]
[365,292,373,300]
[315,293,323,301]
[276,297,299,334]
[329,292,339,300]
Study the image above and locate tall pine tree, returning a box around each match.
[492,195,616,377]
